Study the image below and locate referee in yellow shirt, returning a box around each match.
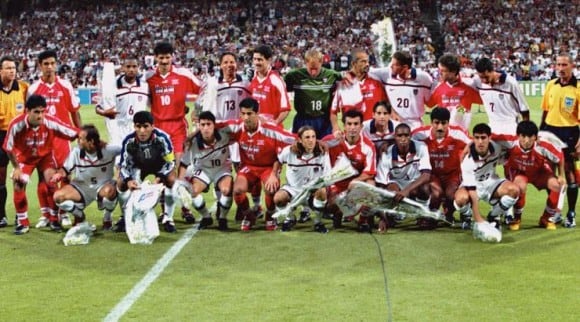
[541,52,580,228]
[0,56,28,228]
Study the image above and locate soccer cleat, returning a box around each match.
[460,214,472,230]
[217,218,228,231]
[0,217,7,228]
[198,217,213,230]
[240,219,252,231]
[445,213,456,227]
[50,221,63,233]
[265,220,277,231]
[358,216,371,233]
[508,219,521,231]
[113,217,126,233]
[60,214,72,227]
[281,218,296,232]
[182,209,196,224]
[102,220,113,231]
[240,210,256,231]
[298,210,311,223]
[564,211,576,228]
[538,214,557,230]
[314,222,328,234]
[486,213,501,230]
[160,214,177,233]
[550,213,563,224]
[14,225,30,235]
[234,207,245,222]
[35,216,50,229]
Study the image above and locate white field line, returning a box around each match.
[103,225,200,322]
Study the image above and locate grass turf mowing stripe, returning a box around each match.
[103,225,200,322]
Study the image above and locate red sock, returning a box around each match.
[234,193,250,212]
[547,190,559,209]
[14,190,28,213]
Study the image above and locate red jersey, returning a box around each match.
[219,120,296,167]
[427,79,482,112]
[146,66,202,121]
[27,77,80,125]
[3,113,78,163]
[493,134,563,175]
[331,76,387,120]
[412,125,471,176]
[248,69,290,121]
[324,133,377,177]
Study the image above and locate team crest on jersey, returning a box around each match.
[238,90,243,96]
[257,140,265,145]
[313,167,320,173]
[499,94,504,99]
[16,103,24,111]
[564,96,574,110]
[172,79,179,85]
[413,89,418,95]
[101,167,107,172]
[222,148,227,154]
[138,96,143,102]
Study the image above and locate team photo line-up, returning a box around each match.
[0,41,578,243]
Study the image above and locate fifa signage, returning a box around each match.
[518,81,547,97]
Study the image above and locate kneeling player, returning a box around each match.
[179,111,233,231]
[375,123,432,230]
[52,125,121,232]
[274,126,331,233]
[453,123,519,230]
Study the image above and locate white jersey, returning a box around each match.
[203,74,252,121]
[469,72,529,135]
[362,119,396,154]
[278,145,332,188]
[63,144,121,186]
[376,139,431,188]
[370,67,433,130]
[181,130,232,180]
[460,141,506,202]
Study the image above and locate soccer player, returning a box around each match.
[494,121,565,230]
[28,50,81,227]
[330,48,387,134]
[3,95,78,234]
[116,111,178,233]
[369,51,433,130]
[179,111,233,231]
[284,48,342,138]
[51,125,121,231]
[274,125,331,233]
[412,107,471,226]
[471,57,530,135]
[540,52,579,228]
[362,101,398,155]
[0,55,28,228]
[218,97,296,231]
[324,109,376,232]
[454,123,520,230]
[146,41,202,164]
[375,123,432,231]
[248,45,291,125]
[426,54,482,130]
[96,56,149,147]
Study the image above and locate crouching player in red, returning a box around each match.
[274,125,331,233]
[3,95,78,234]
[219,97,296,231]
[494,121,566,230]
[453,124,520,230]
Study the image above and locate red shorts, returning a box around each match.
[328,179,350,199]
[156,119,188,153]
[506,165,554,190]
[18,153,57,181]
[431,172,461,190]
[237,165,276,187]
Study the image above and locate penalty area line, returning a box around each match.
[103,225,200,322]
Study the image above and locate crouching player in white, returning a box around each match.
[179,111,233,231]
[375,123,432,231]
[274,126,331,233]
[51,125,121,243]
[453,123,519,231]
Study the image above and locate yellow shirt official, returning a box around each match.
[541,77,580,127]
[0,80,28,131]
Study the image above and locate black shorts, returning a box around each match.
[544,125,579,161]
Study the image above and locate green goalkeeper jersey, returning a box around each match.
[284,68,342,118]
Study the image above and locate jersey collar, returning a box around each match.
[555,75,578,87]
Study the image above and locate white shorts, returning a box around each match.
[187,165,232,187]
[71,179,116,209]
[489,121,518,136]
[475,178,505,203]
[106,119,134,147]
[450,109,472,131]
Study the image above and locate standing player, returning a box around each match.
[274,125,331,233]
[179,111,233,231]
[116,111,178,233]
[494,121,565,230]
[96,56,149,146]
[0,56,28,228]
[471,57,530,135]
[218,98,296,231]
[412,107,471,226]
[454,123,520,230]
[363,101,397,155]
[51,125,120,231]
[248,45,290,125]
[540,52,579,228]
[369,51,433,130]
[3,95,78,234]
[284,48,342,138]
[28,50,81,227]
[330,48,387,134]
[324,109,376,231]
[375,123,432,230]
[146,41,202,164]
[426,54,482,130]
